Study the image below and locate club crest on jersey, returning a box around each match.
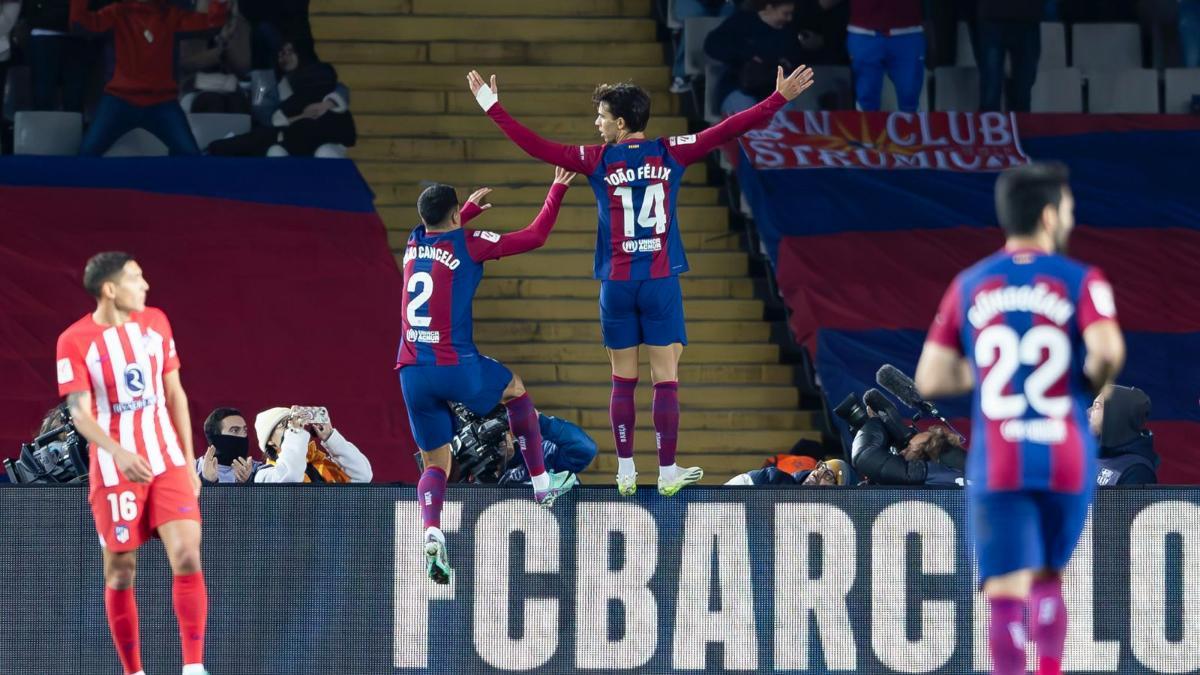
[622,238,663,254]
[124,364,146,396]
[114,525,130,544]
[473,231,501,243]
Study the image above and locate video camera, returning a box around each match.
[4,406,89,484]
[449,403,511,483]
[834,388,918,450]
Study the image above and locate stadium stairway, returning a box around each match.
[312,0,821,484]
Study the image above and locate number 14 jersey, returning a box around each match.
[926,248,1119,494]
[587,138,693,280]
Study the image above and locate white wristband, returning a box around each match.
[474,84,498,112]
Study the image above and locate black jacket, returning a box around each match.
[851,419,965,486]
[1097,433,1158,485]
[1096,385,1157,485]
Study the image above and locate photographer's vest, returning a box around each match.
[265,440,351,483]
[1096,454,1156,486]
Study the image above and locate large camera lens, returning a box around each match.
[833,393,870,431]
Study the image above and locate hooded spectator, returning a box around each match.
[1091,386,1158,486]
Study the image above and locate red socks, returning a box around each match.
[418,466,447,529]
[610,376,638,459]
[172,571,208,667]
[652,381,680,468]
[105,586,142,675]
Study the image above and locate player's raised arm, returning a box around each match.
[467,70,603,174]
[459,187,493,224]
[467,167,576,262]
[667,65,815,166]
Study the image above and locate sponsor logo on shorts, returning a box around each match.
[406,329,442,344]
[114,525,130,544]
[621,238,663,254]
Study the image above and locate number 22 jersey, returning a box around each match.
[926,248,1120,494]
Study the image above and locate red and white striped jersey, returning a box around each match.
[56,307,185,489]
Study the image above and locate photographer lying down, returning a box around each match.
[253,406,373,483]
[725,458,850,486]
[840,388,966,486]
[434,403,597,484]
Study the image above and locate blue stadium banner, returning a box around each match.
[2,485,1198,674]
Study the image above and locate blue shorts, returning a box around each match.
[599,277,688,349]
[398,356,512,451]
[968,487,1093,583]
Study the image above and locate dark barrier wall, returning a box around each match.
[2,486,1197,674]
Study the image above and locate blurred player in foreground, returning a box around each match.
[56,252,209,675]
[467,64,814,497]
[399,168,580,584]
[915,163,1125,675]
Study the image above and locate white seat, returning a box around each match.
[1030,67,1083,112]
[955,21,975,67]
[791,65,853,110]
[1087,68,1160,113]
[704,62,725,124]
[1072,23,1143,73]
[684,16,724,77]
[187,112,251,151]
[14,111,83,155]
[666,0,682,30]
[1164,68,1200,114]
[1040,22,1067,70]
[104,128,169,157]
[933,66,980,111]
[315,143,348,159]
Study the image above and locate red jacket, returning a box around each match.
[848,0,923,34]
[70,0,228,106]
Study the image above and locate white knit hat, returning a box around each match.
[254,407,291,454]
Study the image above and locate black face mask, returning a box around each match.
[212,435,250,465]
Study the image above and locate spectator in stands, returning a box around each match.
[1183,0,1200,67]
[825,0,926,111]
[852,420,965,485]
[178,0,251,114]
[70,0,229,156]
[975,0,1042,112]
[725,458,850,485]
[207,37,355,157]
[670,0,736,93]
[253,406,372,483]
[705,0,806,110]
[21,0,96,112]
[196,406,260,484]
[1090,386,1158,486]
[0,0,17,150]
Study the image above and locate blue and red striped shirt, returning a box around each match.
[396,183,567,367]
[927,248,1119,493]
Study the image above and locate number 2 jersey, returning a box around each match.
[396,183,568,367]
[482,91,790,281]
[56,307,186,492]
[926,248,1120,494]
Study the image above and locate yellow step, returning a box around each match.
[481,342,778,364]
[510,361,792,384]
[321,41,665,66]
[474,321,772,344]
[312,0,411,13]
[374,184,721,207]
[588,430,816,457]
[387,228,734,252]
[379,205,730,233]
[481,251,747,278]
[315,16,658,43]
[349,90,680,116]
[355,113,686,138]
[358,158,702,185]
[546,408,818,431]
[338,64,669,91]
[518,384,797,409]
[475,277,753,299]
[312,0,653,16]
[471,298,761,321]
[409,0,652,16]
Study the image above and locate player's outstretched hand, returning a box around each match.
[467,70,499,107]
[776,65,815,101]
[467,187,494,211]
[115,448,153,483]
[553,167,577,186]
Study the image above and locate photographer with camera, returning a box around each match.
[442,403,597,485]
[3,403,90,484]
[839,388,966,486]
[252,406,372,483]
[196,407,260,485]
